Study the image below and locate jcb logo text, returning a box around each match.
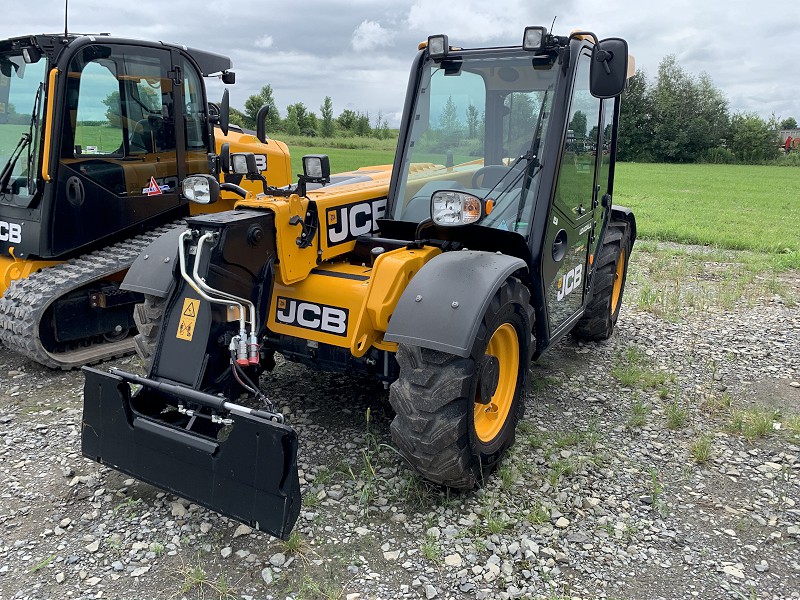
[275,297,348,336]
[556,264,583,301]
[326,198,387,246]
[0,220,22,244]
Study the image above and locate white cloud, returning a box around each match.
[406,0,538,43]
[254,35,274,49]
[351,20,395,52]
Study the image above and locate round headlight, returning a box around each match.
[431,190,483,226]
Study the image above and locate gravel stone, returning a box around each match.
[0,244,797,600]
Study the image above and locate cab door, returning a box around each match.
[52,43,189,254]
[542,51,604,335]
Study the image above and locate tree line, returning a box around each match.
[230,85,393,139]
[618,55,796,164]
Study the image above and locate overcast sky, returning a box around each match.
[4,0,798,127]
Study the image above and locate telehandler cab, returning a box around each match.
[0,33,293,368]
[82,28,636,539]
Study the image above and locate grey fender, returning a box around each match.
[121,227,183,297]
[611,205,637,246]
[384,250,527,357]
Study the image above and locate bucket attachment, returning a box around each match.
[81,366,301,539]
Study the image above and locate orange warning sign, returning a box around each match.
[176,297,200,341]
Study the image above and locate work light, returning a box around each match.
[302,154,330,182]
[231,152,258,175]
[523,27,546,52]
[427,34,449,60]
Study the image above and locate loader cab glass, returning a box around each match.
[61,44,180,198]
[0,50,47,200]
[393,49,557,236]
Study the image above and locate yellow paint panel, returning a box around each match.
[42,68,59,182]
[176,297,201,341]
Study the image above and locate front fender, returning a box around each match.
[121,227,183,298]
[384,250,527,357]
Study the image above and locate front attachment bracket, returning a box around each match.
[81,366,301,539]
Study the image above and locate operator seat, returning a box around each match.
[130,118,158,153]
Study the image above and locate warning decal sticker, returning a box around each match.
[176,298,200,341]
[143,176,170,196]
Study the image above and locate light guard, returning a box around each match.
[431,190,483,226]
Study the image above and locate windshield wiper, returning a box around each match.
[26,82,44,194]
[0,133,30,193]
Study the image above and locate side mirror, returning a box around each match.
[219,89,230,136]
[590,38,628,99]
[182,175,220,204]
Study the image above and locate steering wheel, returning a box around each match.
[471,165,511,189]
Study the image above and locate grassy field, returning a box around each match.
[614,163,799,265]
[286,142,798,268]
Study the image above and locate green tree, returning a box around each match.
[373,110,391,139]
[320,96,335,137]
[618,69,655,160]
[102,91,121,122]
[228,107,248,128]
[284,104,300,135]
[338,108,358,132]
[438,96,462,133]
[466,103,480,138]
[780,117,797,129]
[650,56,728,162]
[244,85,281,132]
[569,110,587,139]
[354,111,371,136]
[728,113,780,162]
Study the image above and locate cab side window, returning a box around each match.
[62,45,178,198]
[553,53,602,223]
[73,61,123,156]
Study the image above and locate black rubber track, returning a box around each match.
[571,219,632,341]
[0,223,184,370]
[389,278,532,489]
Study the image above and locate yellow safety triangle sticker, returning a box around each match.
[176,298,200,341]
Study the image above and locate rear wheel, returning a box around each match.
[133,294,166,370]
[572,219,632,341]
[389,278,532,488]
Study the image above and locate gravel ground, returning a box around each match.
[0,244,798,600]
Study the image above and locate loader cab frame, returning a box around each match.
[0,34,227,262]
[386,33,626,352]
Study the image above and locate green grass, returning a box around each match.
[691,435,712,464]
[281,135,396,175]
[615,163,800,265]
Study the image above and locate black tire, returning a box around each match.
[133,294,166,370]
[389,278,532,488]
[571,219,632,341]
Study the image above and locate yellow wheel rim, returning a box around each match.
[611,248,626,314]
[474,323,519,443]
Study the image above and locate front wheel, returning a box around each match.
[389,278,532,488]
[133,294,166,371]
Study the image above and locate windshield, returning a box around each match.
[0,51,47,198]
[393,51,557,236]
